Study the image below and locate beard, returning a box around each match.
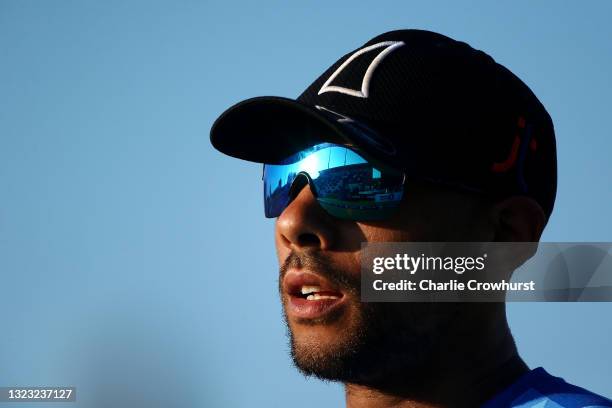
[280,250,458,386]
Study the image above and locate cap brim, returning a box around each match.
[210,96,394,164]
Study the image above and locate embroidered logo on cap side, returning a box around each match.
[318,41,405,99]
[315,105,397,156]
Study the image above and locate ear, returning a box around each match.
[490,196,546,242]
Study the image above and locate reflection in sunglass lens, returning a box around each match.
[263,143,404,220]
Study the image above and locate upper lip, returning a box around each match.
[283,270,344,298]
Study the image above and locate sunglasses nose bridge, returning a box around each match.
[288,171,316,201]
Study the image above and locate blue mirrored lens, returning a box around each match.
[263,143,404,220]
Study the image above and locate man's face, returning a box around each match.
[275,179,493,384]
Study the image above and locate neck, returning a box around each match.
[344,304,528,408]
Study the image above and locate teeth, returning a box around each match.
[300,285,340,300]
[301,285,321,295]
[306,293,340,301]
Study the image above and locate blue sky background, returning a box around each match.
[1,1,611,406]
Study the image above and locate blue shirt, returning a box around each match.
[482,367,612,407]
[482,367,612,408]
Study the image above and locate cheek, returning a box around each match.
[356,223,419,243]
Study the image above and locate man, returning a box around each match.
[210,30,611,407]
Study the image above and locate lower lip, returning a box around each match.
[287,295,346,320]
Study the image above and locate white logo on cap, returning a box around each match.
[314,105,397,155]
[318,41,405,98]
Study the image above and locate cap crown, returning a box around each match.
[298,29,557,217]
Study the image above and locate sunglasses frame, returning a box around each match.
[262,143,407,221]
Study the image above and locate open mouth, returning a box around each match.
[284,272,346,320]
[297,285,342,301]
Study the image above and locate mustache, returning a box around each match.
[279,250,361,293]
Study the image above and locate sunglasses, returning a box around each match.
[263,143,405,220]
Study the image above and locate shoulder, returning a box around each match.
[482,367,612,408]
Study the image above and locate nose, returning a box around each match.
[275,178,337,251]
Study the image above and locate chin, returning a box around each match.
[283,301,374,382]
[283,300,439,384]
[289,330,362,382]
